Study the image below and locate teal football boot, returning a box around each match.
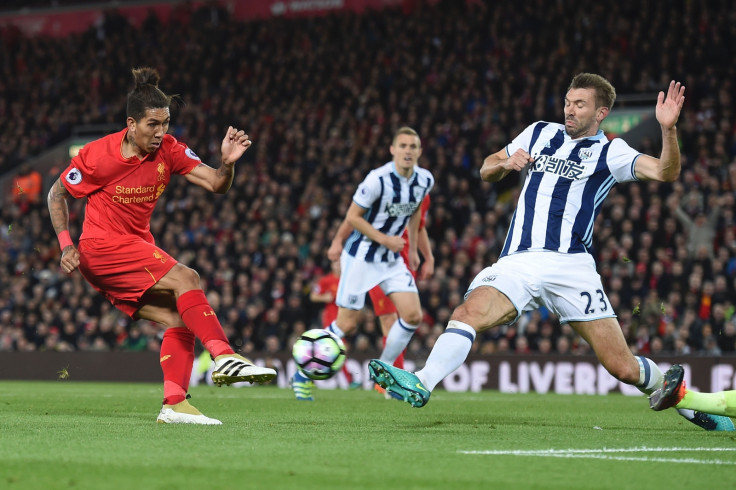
[368,359,430,408]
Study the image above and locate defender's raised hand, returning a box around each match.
[656,81,685,129]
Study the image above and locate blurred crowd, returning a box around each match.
[1,0,736,359]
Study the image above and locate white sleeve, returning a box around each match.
[608,138,643,183]
[352,171,381,209]
[505,122,542,157]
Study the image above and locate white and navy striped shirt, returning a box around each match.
[501,121,641,257]
[345,161,434,262]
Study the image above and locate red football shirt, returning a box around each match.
[60,129,202,242]
[314,273,340,326]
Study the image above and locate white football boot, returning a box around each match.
[156,400,222,425]
[211,353,277,386]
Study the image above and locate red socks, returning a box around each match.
[341,363,353,383]
[160,327,195,406]
[176,289,234,358]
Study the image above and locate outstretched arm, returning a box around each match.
[310,284,335,304]
[185,126,252,193]
[47,178,80,274]
[634,81,686,182]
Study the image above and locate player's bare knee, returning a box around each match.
[451,302,487,328]
[336,314,359,334]
[178,266,201,291]
[158,310,182,327]
[136,304,182,327]
[400,310,422,325]
[340,320,358,335]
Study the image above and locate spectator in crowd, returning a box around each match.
[12,163,42,207]
[668,193,721,259]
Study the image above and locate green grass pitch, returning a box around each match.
[1,381,735,489]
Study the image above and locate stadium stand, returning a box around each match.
[0,0,735,360]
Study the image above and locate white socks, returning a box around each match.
[380,319,417,364]
[635,356,664,395]
[635,356,693,419]
[326,321,345,338]
[415,320,476,391]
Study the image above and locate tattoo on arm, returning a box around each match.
[47,179,71,234]
[212,163,235,193]
[216,163,235,179]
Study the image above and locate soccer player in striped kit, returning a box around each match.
[325,194,433,397]
[47,67,276,425]
[292,127,434,400]
[371,74,733,431]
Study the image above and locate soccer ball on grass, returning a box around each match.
[292,329,346,380]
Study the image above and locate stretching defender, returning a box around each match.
[371,75,732,431]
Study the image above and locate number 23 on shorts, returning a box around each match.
[580,289,608,315]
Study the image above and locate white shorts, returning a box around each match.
[466,251,616,324]
[336,250,417,310]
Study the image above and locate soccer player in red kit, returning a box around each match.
[47,67,276,425]
[310,260,342,328]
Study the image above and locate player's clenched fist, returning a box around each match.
[504,149,535,172]
[60,246,80,274]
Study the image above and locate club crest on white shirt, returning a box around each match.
[578,148,594,160]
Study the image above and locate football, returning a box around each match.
[292,329,346,380]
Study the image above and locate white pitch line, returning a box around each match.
[459,447,736,465]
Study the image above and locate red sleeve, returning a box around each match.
[164,134,203,175]
[313,276,328,294]
[419,194,430,230]
[61,143,103,198]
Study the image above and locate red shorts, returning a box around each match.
[368,286,397,317]
[321,305,338,327]
[78,236,178,317]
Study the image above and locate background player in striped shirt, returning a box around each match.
[47,67,276,425]
[371,74,732,431]
[292,127,434,400]
[322,195,433,399]
[341,196,431,370]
